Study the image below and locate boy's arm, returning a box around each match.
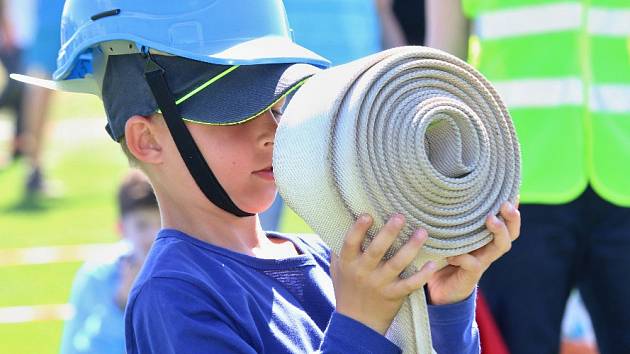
[321,311,401,354]
[424,201,520,353]
[428,288,480,354]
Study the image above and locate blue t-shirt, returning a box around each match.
[125,229,479,354]
[59,253,126,354]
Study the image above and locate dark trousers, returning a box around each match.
[480,187,630,354]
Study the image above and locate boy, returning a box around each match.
[14,1,520,353]
[59,170,160,354]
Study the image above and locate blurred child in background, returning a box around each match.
[59,170,160,354]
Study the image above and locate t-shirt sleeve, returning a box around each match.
[428,288,480,354]
[321,294,479,354]
[320,312,401,354]
[125,277,259,354]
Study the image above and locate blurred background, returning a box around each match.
[2,0,627,353]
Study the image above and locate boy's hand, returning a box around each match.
[331,214,438,335]
[426,202,521,305]
[115,255,143,310]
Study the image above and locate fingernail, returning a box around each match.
[507,202,516,213]
[490,215,500,225]
[392,214,404,225]
[359,214,371,223]
[426,261,436,270]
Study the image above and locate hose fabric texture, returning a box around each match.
[273,46,521,353]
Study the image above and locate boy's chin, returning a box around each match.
[237,195,278,215]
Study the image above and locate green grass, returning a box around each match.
[0,92,313,354]
[0,262,82,308]
[0,321,64,354]
[0,141,127,248]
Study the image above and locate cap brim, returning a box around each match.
[9,73,99,95]
[177,62,321,125]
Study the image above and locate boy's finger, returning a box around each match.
[487,214,511,254]
[339,214,373,262]
[380,229,427,277]
[362,214,405,268]
[472,214,512,265]
[447,253,483,274]
[500,202,521,241]
[389,261,437,298]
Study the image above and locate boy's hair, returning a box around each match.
[117,170,158,217]
[120,136,139,167]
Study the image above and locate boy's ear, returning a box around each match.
[124,115,163,164]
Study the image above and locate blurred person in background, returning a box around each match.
[427,1,630,353]
[0,0,35,164]
[259,0,383,231]
[59,170,160,354]
[376,0,426,48]
[21,0,64,199]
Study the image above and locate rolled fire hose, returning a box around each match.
[273,46,521,353]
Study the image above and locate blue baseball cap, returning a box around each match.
[102,54,320,141]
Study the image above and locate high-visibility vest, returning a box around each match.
[462,0,630,206]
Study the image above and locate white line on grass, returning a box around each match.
[0,243,127,267]
[0,304,72,324]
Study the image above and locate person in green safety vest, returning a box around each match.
[427,1,630,353]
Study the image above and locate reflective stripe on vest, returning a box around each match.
[487,81,630,113]
[590,84,630,113]
[474,4,630,39]
[589,8,630,36]
[493,78,583,107]
[474,3,582,40]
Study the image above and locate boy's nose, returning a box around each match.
[259,110,278,147]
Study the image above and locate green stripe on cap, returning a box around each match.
[175,65,240,105]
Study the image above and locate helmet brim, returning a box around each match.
[10,73,99,95]
[201,36,330,67]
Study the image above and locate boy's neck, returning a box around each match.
[158,195,281,257]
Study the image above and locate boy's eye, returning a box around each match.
[271,110,283,122]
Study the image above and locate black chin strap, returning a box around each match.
[143,55,253,217]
